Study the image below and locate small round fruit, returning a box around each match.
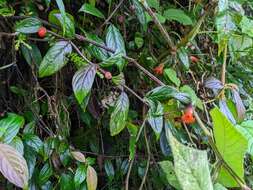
[190,55,199,63]
[38,27,47,38]
[104,72,112,80]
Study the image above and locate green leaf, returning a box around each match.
[104,160,115,180]
[163,9,193,25]
[100,53,125,71]
[147,0,159,10]
[0,143,29,188]
[214,183,228,190]
[23,134,43,153]
[159,161,181,190]
[235,120,253,156]
[166,129,213,190]
[72,65,96,109]
[39,41,72,77]
[52,12,75,38]
[145,12,166,24]
[0,113,24,144]
[132,0,147,30]
[210,107,247,187]
[9,137,24,155]
[145,86,178,102]
[74,164,86,188]
[110,91,129,136]
[163,68,180,87]
[56,0,67,35]
[86,166,97,190]
[15,17,42,33]
[216,0,236,54]
[60,173,75,190]
[127,123,138,160]
[147,100,164,136]
[79,3,105,19]
[38,162,53,186]
[240,16,253,38]
[180,85,203,110]
[106,24,126,55]
[177,47,189,70]
[21,43,42,66]
[86,33,109,61]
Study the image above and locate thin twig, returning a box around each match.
[138,126,151,190]
[221,43,227,99]
[139,0,175,50]
[100,0,125,29]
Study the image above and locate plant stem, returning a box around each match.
[221,43,227,99]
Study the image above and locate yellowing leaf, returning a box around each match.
[71,151,86,163]
[87,165,98,190]
[0,143,29,188]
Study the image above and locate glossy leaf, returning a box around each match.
[79,3,105,19]
[9,137,24,155]
[106,24,126,55]
[163,68,180,87]
[147,100,164,136]
[72,65,96,109]
[39,41,72,77]
[132,0,147,30]
[104,160,115,180]
[86,33,109,61]
[23,133,43,153]
[74,164,86,188]
[15,17,42,33]
[100,53,125,71]
[166,130,213,190]
[0,113,24,144]
[240,16,253,38]
[0,143,29,188]
[219,100,236,124]
[177,47,189,70]
[21,43,42,66]
[53,12,75,38]
[86,165,97,190]
[110,91,129,136]
[163,9,193,25]
[210,107,247,187]
[38,162,53,186]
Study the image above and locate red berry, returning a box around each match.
[38,27,47,38]
[190,55,199,63]
[104,72,112,80]
[153,63,164,75]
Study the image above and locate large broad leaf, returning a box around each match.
[235,120,253,156]
[240,16,253,38]
[166,129,213,190]
[147,100,164,136]
[0,143,29,188]
[39,41,72,77]
[163,8,193,25]
[106,25,126,55]
[79,3,105,19]
[159,160,181,190]
[72,65,96,110]
[210,107,247,187]
[0,113,24,144]
[87,165,97,190]
[110,92,129,136]
[15,17,42,33]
